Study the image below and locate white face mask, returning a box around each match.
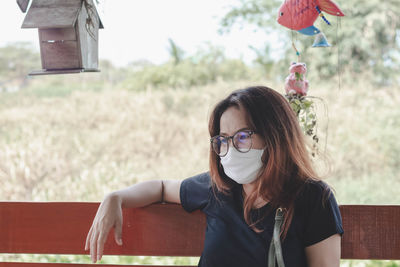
[220,147,264,184]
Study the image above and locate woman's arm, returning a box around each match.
[84,179,182,263]
[305,234,341,267]
[113,179,182,208]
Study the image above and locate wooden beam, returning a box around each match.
[0,202,205,257]
[0,202,399,260]
[340,205,400,260]
[0,263,194,267]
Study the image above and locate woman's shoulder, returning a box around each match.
[302,178,331,193]
[296,178,335,207]
[304,177,330,188]
[182,172,212,188]
[295,178,344,246]
[180,172,213,213]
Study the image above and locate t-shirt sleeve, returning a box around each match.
[180,172,211,213]
[302,180,344,247]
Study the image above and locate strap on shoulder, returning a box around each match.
[268,208,285,267]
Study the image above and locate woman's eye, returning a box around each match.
[238,133,250,140]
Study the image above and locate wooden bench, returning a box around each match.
[1,202,400,266]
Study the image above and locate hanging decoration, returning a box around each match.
[284,62,320,156]
[277,0,344,156]
[277,0,344,47]
[284,62,309,96]
[18,0,104,75]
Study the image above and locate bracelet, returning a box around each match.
[161,180,164,203]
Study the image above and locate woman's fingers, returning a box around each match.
[85,195,123,263]
[84,226,93,251]
[97,231,107,262]
[114,218,123,246]
[88,220,115,262]
[90,230,100,263]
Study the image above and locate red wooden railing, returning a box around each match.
[0,202,399,266]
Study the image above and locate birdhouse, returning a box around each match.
[21,0,104,75]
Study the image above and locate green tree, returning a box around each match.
[167,38,185,65]
[120,43,250,91]
[220,0,281,32]
[249,44,275,77]
[0,42,40,90]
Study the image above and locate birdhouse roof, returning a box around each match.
[21,0,104,29]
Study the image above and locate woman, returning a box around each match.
[85,86,343,266]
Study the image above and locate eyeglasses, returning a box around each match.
[210,130,256,157]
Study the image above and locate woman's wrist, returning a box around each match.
[105,191,123,207]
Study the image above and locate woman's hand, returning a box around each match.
[83,179,181,263]
[85,193,123,263]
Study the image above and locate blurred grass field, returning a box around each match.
[0,78,399,266]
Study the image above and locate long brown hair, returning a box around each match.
[208,86,320,239]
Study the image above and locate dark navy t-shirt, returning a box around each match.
[179,172,344,267]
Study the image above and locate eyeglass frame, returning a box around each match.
[210,129,256,157]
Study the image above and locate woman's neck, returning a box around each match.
[242,182,255,198]
[242,183,269,209]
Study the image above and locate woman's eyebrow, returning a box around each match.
[220,127,251,136]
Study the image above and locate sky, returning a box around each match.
[0,0,280,67]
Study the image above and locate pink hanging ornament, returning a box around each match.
[284,62,309,96]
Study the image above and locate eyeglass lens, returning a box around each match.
[212,131,252,156]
